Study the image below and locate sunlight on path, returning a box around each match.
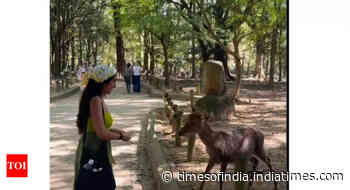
[50,82,162,190]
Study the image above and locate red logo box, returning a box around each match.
[7,154,28,177]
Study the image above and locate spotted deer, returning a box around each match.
[179,112,278,190]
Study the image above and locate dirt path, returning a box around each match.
[50,82,162,190]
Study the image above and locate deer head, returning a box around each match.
[179,112,208,137]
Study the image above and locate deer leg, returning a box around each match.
[248,157,259,190]
[199,160,215,190]
[254,133,276,173]
[234,159,248,190]
[219,162,228,190]
[263,156,278,190]
[256,151,278,190]
[250,156,259,171]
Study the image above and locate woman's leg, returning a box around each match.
[132,75,136,92]
[138,76,141,92]
[136,75,141,92]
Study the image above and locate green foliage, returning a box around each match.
[50,0,287,77]
[50,0,115,76]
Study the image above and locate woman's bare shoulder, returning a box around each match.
[90,96,102,106]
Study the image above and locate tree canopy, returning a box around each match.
[50,0,287,95]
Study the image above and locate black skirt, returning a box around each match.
[74,134,116,190]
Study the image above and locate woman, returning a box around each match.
[74,64,131,190]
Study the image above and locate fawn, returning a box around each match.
[179,112,278,190]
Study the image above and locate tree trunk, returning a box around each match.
[87,39,92,65]
[58,37,63,75]
[278,30,283,82]
[278,51,283,82]
[161,36,170,88]
[170,63,174,76]
[232,40,242,100]
[143,31,150,71]
[93,41,98,65]
[269,28,278,86]
[60,3,66,74]
[71,35,75,71]
[246,56,250,75]
[150,34,155,75]
[112,2,126,73]
[264,54,269,79]
[62,32,68,72]
[255,39,265,80]
[191,37,196,78]
[115,26,125,72]
[241,55,245,75]
[54,37,60,77]
[79,27,83,66]
[50,49,54,77]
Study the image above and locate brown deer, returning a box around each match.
[179,112,278,190]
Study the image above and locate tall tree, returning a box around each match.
[168,0,262,99]
[111,0,126,74]
[50,0,111,77]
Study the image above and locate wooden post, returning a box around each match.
[65,78,69,88]
[163,93,167,119]
[170,104,177,132]
[187,90,196,161]
[172,79,177,92]
[163,93,171,121]
[174,109,183,147]
[166,96,172,105]
[190,90,195,112]
[167,97,173,118]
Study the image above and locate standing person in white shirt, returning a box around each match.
[132,62,142,92]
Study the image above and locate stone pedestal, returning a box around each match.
[200,60,225,96]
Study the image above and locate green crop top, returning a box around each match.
[87,112,114,132]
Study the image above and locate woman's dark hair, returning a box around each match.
[76,75,116,134]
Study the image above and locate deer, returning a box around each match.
[179,112,278,190]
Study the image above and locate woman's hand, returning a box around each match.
[120,131,131,141]
[111,129,131,141]
[122,132,131,141]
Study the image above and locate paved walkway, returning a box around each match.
[50,81,163,190]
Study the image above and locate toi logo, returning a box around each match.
[7,154,28,177]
